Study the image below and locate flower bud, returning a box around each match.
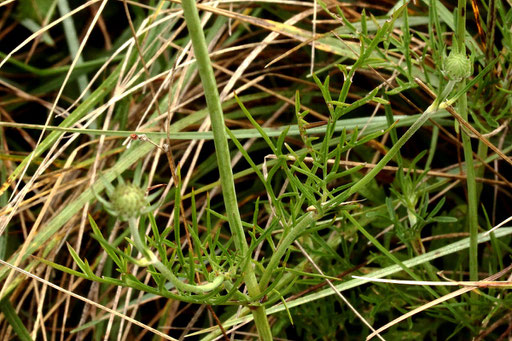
[444,51,471,81]
[111,183,147,220]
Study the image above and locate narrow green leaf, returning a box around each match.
[66,243,89,276]
[0,297,33,341]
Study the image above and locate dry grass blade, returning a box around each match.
[0,259,178,341]
[351,276,512,288]
[365,264,512,340]
[0,0,101,70]
[485,215,512,235]
[195,3,360,58]
[0,0,16,8]
[0,0,109,301]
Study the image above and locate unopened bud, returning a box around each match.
[444,51,471,81]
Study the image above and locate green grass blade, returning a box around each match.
[0,297,33,341]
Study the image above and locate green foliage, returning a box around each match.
[2,0,512,340]
[15,0,55,24]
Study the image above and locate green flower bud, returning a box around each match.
[111,182,147,220]
[444,51,472,81]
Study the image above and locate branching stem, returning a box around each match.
[128,218,224,294]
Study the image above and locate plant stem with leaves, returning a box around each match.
[180,0,272,338]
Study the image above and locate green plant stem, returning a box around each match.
[455,0,467,53]
[250,307,273,341]
[203,227,512,340]
[180,0,248,274]
[259,212,316,290]
[454,0,478,283]
[128,218,223,294]
[460,91,479,283]
[341,99,442,201]
[179,0,271,338]
[460,97,481,303]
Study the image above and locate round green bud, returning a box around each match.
[111,183,147,220]
[444,51,472,81]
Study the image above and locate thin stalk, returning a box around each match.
[180,0,247,267]
[343,99,442,200]
[455,0,467,53]
[455,0,479,283]
[180,0,272,338]
[460,87,479,282]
